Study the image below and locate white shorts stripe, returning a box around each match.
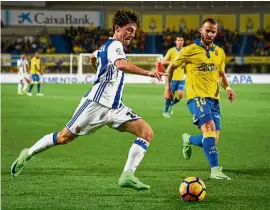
[67,99,92,128]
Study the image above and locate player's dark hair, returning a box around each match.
[201,18,217,26]
[112,8,140,31]
[176,35,184,39]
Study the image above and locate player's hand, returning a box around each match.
[164,88,173,100]
[147,70,167,81]
[226,88,236,103]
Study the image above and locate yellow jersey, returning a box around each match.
[30,57,41,74]
[173,39,225,101]
[164,47,185,81]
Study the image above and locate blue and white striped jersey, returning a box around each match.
[86,38,127,109]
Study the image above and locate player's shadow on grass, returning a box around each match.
[224,168,270,176]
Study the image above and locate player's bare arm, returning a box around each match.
[219,71,236,103]
[164,63,176,100]
[115,59,164,81]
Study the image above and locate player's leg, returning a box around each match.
[199,99,230,180]
[118,119,152,190]
[23,77,30,94]
[27,74,35,96]
[171,80,185,107]
[36,75,44,96]
[11,128,77,177]
[18,79,23,95]
[109,107,152,190]
[163,81,176,118]
[11,98,96,177]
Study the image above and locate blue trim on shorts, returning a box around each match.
[67,99,92,128]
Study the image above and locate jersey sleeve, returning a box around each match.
[164,49,172,61]
[107,41,127,65]
[173,47,189,68]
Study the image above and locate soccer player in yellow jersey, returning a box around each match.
[161,36,185,118]
[27,52,44,96]
[165,18,236,180]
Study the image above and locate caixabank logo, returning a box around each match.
[17,11,95,25]
[18,12,32,24]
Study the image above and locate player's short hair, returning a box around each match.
[176,35,184,39]
[201,18,217,26]
[112,8,140,31]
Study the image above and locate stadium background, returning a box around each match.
[1,1,270,210]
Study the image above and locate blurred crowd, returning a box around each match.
[65,25,146,54]
[162,25,239,55]
[2,25,270,56]
[252,29,270,55]
[1,36,56,54]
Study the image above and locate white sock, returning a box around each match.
[28,133,58,156]
[123,138,150,172]
[23,83,28,92]
[18,83,22,93]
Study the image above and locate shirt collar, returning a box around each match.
[194,38,215,58]
[194,38,215,51]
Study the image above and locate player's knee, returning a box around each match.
[177,92,183,100]
[57,130,76,144]
[141,128,153,143]
[201,120,216,132]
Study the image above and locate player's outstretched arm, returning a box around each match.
[115,59,165,81]
[219,71,236,103]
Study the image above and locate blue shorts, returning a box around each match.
[31,74,40,82]
[187,97,221,130]
[170,80,185,92]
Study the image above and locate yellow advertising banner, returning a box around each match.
[143,15,162,32]
[166,15,199,32]
[108,14,113,29]
[240,14,260,32]
[264,14,270,31]
[202,14,236,31]
[244,56,270,64]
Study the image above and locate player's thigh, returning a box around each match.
[170,80,177,93]
[211,99,221,131]
[109,106,153,142]
[187,97,213,129]
[120,119,153,142]
[176,80,185,97]
[66,99,109,136]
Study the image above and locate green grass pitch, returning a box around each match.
[1,84,270,210]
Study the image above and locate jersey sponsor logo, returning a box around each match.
[198,62,217,72]
[116,48,123,55]
[214,50,218,56]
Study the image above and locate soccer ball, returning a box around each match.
[179,177,206,201]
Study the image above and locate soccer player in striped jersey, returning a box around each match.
[17,53,30,95]
[164,18,236,180]
[11,9,164,190]
[161,36,185,118]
